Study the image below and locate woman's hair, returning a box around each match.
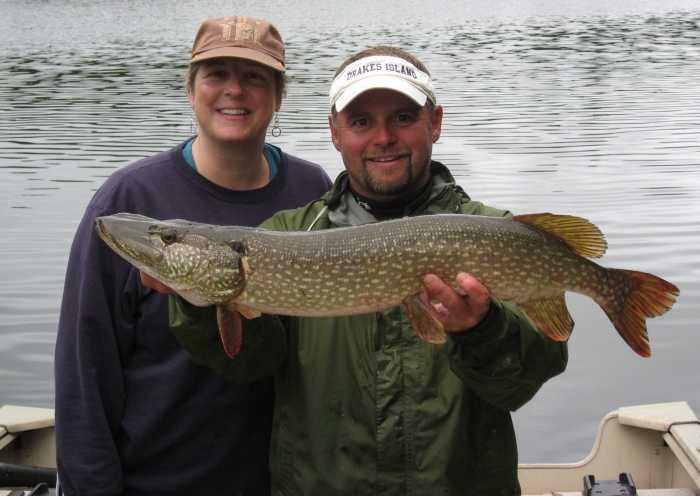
[184,61,291,100]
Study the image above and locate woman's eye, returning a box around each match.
[203,68,226,79]
[247,72,268,83]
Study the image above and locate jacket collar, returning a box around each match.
[322,161,461,227]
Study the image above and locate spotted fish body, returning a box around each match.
[95,213,679,358]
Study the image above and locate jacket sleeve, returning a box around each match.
[54,205,132,496]
[169,296,288,384]
[444,298,568,412]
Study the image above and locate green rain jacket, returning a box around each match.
[170,161,568,496]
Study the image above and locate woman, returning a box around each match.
[54,16,332,496]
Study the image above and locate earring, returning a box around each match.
[190,111,198,135]
[271,113,281,137]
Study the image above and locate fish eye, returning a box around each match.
[160,229,178,244]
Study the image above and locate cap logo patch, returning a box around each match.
[346,62,417,81]
[219,22,262,46]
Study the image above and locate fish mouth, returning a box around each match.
[95,214,165,271]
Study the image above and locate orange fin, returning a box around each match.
[216,304,243,358]
[237,306,261,320]
[599,269,679,358]
[518,294,573,341]
[403,293,447,344]
[513,213,607,259]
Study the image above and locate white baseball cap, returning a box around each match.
[330,55,436,112]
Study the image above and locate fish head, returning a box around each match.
[95,213,248,306]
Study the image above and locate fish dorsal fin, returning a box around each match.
[518,295,573,341]
[513,213,607,259]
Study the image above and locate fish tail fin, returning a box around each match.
[599,269,679,358]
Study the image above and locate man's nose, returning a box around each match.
[373,121,397,146]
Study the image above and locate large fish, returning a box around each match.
[95,213,679,358]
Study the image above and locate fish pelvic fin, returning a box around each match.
[513,213,607,259]
[237,306,261,320]
[600,269,680,358]
[217,304,243,358]
[518,294,573,341]
[403,294,447,344]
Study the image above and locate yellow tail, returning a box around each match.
[601,269,679,357]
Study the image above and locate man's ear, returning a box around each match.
[329,114,341,151]
[431,105,444,143]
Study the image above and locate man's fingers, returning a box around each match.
[422,273,491,332]
[455,273,490,306]
[423,274,462,307]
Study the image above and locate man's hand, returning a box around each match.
[140,271,177,295]
[421,273,491,332]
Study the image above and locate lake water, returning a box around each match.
[1,0,699,464]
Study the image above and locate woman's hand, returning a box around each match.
[140,271,177,295]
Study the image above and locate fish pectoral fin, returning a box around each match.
[403,294,447,345]
[237,306,261,320]
[216,304,243,359]
[518,295,573,341]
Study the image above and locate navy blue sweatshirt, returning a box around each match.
[55,141,333,496]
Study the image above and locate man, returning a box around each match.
[165,46,568,495]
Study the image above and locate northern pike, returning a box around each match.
[95,213,679,358]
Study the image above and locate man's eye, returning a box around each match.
[354,118,369,127]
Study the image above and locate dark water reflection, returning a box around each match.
[1,0,699,464]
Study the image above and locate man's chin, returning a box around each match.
[365,177,411,197]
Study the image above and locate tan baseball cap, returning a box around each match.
[190,16,286,72]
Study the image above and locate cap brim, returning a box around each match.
[334,76,428,111]
[190,46,285,72]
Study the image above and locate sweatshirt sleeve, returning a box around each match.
[444,298,568,412]
[169,296,288,384]
[54,205,133,496]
